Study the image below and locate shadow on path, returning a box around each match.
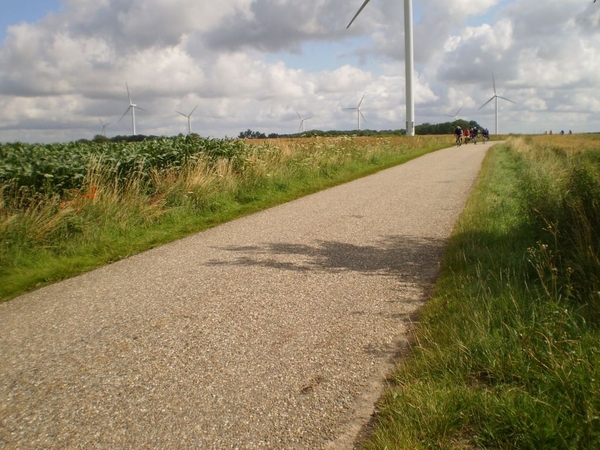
[207,235,446,284]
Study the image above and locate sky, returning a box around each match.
[0,0,599,143]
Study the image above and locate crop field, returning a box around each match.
[0,134,451,301]
[0,136,248,195]
[0,135,455,196]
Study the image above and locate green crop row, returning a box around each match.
[0,135,248,195]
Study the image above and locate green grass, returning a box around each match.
[0,135,450,302]
[362,135,600,449]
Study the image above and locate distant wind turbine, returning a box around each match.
[295,109,313,133]
[347,0,415,136]
[343,93,366,130]
[118,83,145,135]
[444,107,463,121]
[98,118,111,137]
[478,74,515,135]
[177,105,198,134]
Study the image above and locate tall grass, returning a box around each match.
[0,135,449,301]
[362,135,600,449]
[515,136,600,323]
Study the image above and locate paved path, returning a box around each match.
[1,142,493,449]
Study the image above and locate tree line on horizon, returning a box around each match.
[87,119,484,143]
[238,119,484,139]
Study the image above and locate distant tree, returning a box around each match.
[415,120,484,135]
[238,129,266,139]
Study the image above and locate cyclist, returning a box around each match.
[471,127,479,144]
[454,125,463,146]
[482,128,490,143]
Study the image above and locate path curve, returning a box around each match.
[0,142,494,449]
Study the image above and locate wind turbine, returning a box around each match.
[347,0,415,136]
[177,105,198,134]
[444,107,463,121]
[118,83,145,135]
[478,74,515,135]
[343,93,366,130]
[98,118,111,137]
[295,109,313,133]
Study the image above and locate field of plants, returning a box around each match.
[0,135,247,195]
[0,134,451,301]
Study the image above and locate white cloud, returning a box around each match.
[0,0,599,143]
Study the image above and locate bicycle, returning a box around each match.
[482,134,489,143]
[455,135,462,146]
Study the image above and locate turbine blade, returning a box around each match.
[136,106,147,112]
[190,105,198,116]
[456,107,463,116]
[347,0,371,29]
[492,73,497,95]
[176,111,187,117]
[126,82,132,103]
[497,96,516,104]
[358,92,366,108]
[118,107,131,123]
[359,110,366,121]
[295,109,302,120]
[478,97,495,111]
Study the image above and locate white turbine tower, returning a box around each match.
[347,0,415,136]
[444,107,463,121]
[177,105,198,135]
[295,109,313,133]
[99,118,111,137]
[343,93,366,130]
[478,74,515,135]
[118,83,145,135]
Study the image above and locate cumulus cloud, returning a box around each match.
[204,0,353,53]
[0,0,599,142]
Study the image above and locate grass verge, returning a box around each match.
[362,135,600,449]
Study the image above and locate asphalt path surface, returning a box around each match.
[0,141,493,449]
